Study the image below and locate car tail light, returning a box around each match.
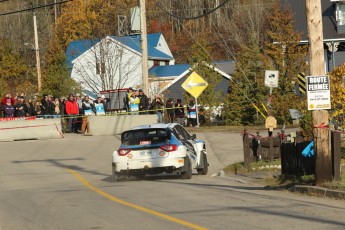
[118,148,131,156]
[160,144,177,152]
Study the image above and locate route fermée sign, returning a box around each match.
[306,75,331,110]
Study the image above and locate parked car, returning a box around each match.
[112,123,209,181]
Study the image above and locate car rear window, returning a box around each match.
[122,129,169,146]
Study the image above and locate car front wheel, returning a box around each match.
[197,151,208,175]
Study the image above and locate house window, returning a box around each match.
[333,1,345,33]
[153,60,159,66]
[165,61,169,65]
[336,2,345,25]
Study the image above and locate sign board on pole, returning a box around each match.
[265,70,279,88]
[181,72,209,98]
[306,75,331,110]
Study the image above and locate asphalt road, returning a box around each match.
[1,132,345,230]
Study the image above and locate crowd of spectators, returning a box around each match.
[125,87,197,127]
[0,89,200,129]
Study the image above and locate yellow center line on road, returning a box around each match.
[66,168,208,230]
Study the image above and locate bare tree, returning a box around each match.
[71,37,142,94]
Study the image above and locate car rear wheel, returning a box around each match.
[197,151,208,175]
[181,157,192,179]
[112,164,121,182]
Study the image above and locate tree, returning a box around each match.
[223,35,266,125]
[223,2,308,125]
[42,50,81,98]
[184,40,223,124]
[329,64,345,128]
[262,2,308,124]
[0,39,36,96]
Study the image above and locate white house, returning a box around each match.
[66,33,175,94]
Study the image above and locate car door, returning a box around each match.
[173,125,197,167]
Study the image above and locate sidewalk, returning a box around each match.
[220,171,345,200]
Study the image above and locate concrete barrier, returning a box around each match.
[88,114,157,135]
[0,118,63,142]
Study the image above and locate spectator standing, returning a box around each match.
[26,97,35,117]
[187,98,197,127]
[124,87,133,112]
[75,93,83,131]
[54,98,61,116]
[151,94,164,123]
[46,95,55,116]
[1,94,15,107]
[138,89,149,114]
[60,97,66,116]
[0,101,3,118]
[94,97,106,115]
[4,98,15,118]
[175,99,185,126]
[41,94,50,115]
[166,98,175,123]
[80,96,95,134]
[65,94,79,133]
[15,96,28,117]
[128,89,140,115]
[34,99,42,117]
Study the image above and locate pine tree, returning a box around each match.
[184,40,223,124]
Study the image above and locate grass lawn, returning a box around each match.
[224,159,345,191]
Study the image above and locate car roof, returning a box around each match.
[130,123,179,130]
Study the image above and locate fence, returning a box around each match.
[242,129,342,180]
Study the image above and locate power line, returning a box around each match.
[155,0,231,20]
[0,0,74,16]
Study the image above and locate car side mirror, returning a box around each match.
[192,134,196,139]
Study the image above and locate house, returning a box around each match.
[149,61,235,103]
[282,0,345,72]
[65,33,175,94]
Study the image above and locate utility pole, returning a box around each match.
[306,0,332,183]
[33,11,42,93]
[140,0,149,95]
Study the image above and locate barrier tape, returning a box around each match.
[314,122,345,134]
[0,106,209,121]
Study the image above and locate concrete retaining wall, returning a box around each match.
[0,118,63,142]
[87,114,157,135]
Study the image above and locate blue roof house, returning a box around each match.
[66,33,175,94]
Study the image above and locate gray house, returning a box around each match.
[283,0,345,72]
[151,61,235,103]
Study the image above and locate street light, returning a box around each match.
[24,42,42,93]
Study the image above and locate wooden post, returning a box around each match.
[306,0,332,184]
[331,131,341,181]
[242,130,251,171]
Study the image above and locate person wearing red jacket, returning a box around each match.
[65,94,79,133]
[1,93,15,106]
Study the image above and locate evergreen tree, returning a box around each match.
[184,40,223,124]
[42,51,81,98]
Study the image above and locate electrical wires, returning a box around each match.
[0,0,74,16]
[155,0,231,20]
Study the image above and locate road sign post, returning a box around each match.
[181,72,209,127]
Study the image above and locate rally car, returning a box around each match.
[112,123,209,181]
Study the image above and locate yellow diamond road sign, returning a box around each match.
[181,72,209,98]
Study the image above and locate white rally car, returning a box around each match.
[112,123,209,181]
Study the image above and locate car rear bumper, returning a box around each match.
[113,157,185,174]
